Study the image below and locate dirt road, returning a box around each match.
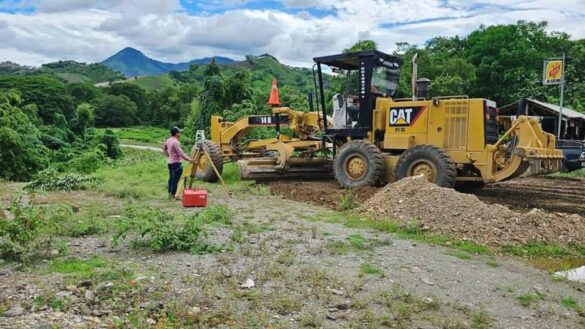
[1,185,584,328]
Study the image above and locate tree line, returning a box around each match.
[1,20,584,182]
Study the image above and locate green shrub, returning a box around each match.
[25,168,102,191]
[0,91,50,181]
[0,194,64,262]
[337,190,357,211]
[66,148,106,174]
[112,207,229,253]
[46,206,108,237]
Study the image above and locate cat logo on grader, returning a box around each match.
[389,106,426,126]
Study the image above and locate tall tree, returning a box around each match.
[95,94,138,127]
[195,62,225,131]
[344,40,377,53]
[0,91,49,181]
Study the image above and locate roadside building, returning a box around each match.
[498,98,585,140]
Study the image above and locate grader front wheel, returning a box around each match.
[334,140,385,188]
[195,140,224,182]
[395,145,457,188]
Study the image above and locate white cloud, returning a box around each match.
[0,0,584,67]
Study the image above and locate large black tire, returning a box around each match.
[395,145,457,188]
[195,140,224,182]
[334,140,385,188]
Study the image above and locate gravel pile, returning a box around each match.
[360,176,585,247]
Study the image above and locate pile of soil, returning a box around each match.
[360,176,585,247]
[266,181,378,210]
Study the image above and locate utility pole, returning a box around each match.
[557,52,566,139]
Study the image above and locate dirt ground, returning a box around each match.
[267,176,585,216]
[1,182,585,328]
[266,180,378,210]
[470,176,585,216]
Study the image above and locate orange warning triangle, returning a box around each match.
[267,79,280,106]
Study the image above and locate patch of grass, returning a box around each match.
[309,211,585,264]
[446,250,472,260]
[48,256,107,276]
[516,293,541,307]
[327,234,391,254]
[45,205,108,237]
[347,234,368,250]
[529,257,585,272]
[502,243,570,258]
[486,259,501,267]
[561,296,579,309]
[199,205,232,226]
[0,194,66,262]
[551,168,585,179]
[311,211,491,256]
[96,126,169,145]
[360,262,383,275]
[128,75,176,90]
[471,308,494,329]
[112,206,231,254]
[94,149,167,199]
[268,295,303,315]
[337,190,357,211]
[560,297,585,318]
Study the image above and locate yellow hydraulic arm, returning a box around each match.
[483,115,563,182]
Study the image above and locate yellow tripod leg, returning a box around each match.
[203,149,231,196]
[177,149,200,196]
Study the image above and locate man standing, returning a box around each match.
[163,127,192,199]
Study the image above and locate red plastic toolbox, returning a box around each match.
[182,189,208,207]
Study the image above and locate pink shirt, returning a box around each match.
[163,137,191,164]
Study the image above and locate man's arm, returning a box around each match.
[173,140,192,162]
[162,141,169,156]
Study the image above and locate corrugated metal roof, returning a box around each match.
[528,98,585,120]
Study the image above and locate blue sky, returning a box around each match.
[0,0,584,66]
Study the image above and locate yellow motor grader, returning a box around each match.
[197,50,563,188]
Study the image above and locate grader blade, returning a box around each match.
[488,116,564,182]
[239,157,333,181]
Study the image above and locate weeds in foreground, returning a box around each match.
[0,194,65,262]
[47,256,108,276]
[112,205,231,253]
[25,169,102,191]
[337,190,357,211]
[516,293,541,307]
[46,206,108,237]
[309,211,585,261]
[446,250,473,260]
[360,262,383,275]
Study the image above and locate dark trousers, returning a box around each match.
[167,163,183,197]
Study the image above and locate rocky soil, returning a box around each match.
[361,176,585,247]
[0,182,584,328]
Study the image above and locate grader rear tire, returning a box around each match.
[334,140,385,188]
[395,145,457,188]
[196,140,224,183]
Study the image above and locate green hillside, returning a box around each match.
[126,75,177,89]
[0,60,124,84]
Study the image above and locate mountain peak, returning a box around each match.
[101,47,234,77]
[118,47,144,55]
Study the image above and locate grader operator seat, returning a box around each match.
[313,50,402,138]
